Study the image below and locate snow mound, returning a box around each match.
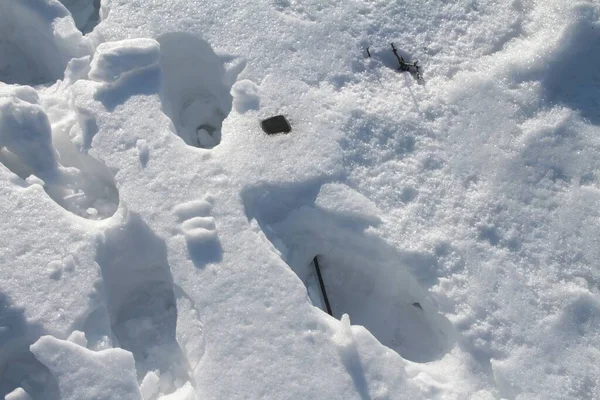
[174,199,222,265]
[30,334,142,400]
[90,39,160,84]
[0,0,92,86]
[4,388,32,400]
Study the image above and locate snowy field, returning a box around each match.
[1,0,599,398]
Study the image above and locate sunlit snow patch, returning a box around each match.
[0,0,92,86]
[244,182,454,362]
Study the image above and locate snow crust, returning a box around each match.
[30,335,142,399]
[1,0,600,399]
[0,0,92,86]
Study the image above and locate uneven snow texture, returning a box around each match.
[30,335,142,400]
[1,0,600,399]
[0,0,92,85]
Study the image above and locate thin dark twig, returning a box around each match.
[313,256,333,316]
[391,43,423,81]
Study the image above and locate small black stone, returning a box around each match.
[261,115,291,135]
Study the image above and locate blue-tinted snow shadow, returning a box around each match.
[242,179,326,227]
[94,65,161,112]
[186,235,223,268]
[338,338,371,400]
[157,32,235,148]
[0,0,74,85]
[540,12,600,125]
[96,213,191,384]
[0,292,60,400]
[242,181,456,363]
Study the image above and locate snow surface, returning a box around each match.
[1,0,600,399]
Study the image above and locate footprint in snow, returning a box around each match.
[243,181,455,363]
[95,213,191,394]
[89,33,243,150]
[158,32,243,149]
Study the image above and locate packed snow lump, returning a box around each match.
[1,0,599,399]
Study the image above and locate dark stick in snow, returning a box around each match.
[313,256,333,316]
[390,43,423,81]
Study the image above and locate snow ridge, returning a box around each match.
[1,0,600,399]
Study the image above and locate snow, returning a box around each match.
[30,335,142,399]
[0,0,92,86]
[1,0,600,399]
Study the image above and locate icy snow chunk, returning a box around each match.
[67,330,88,348]
[89,39,161,83]
[140,371,160,400]
[4,388,32,400]
[331,315,371,400]
[174,199,213,221]
[0,0,92,85]
[332,314,354,349]
[30,335,142,400]
[231,79,260,113]
[61,56,92,87]
[181,216,217,233]
[0,86,58,174]
[195,126,220,148]
[157,382,196,400]
[173,198,222,266]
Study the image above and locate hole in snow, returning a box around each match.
[0,0,91,86]
[0,86,119,220]
[158,33,237,149]
[243,182,454,362]
[303,250,452,362]
[58,0,102,34]
[96,213,192,392]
